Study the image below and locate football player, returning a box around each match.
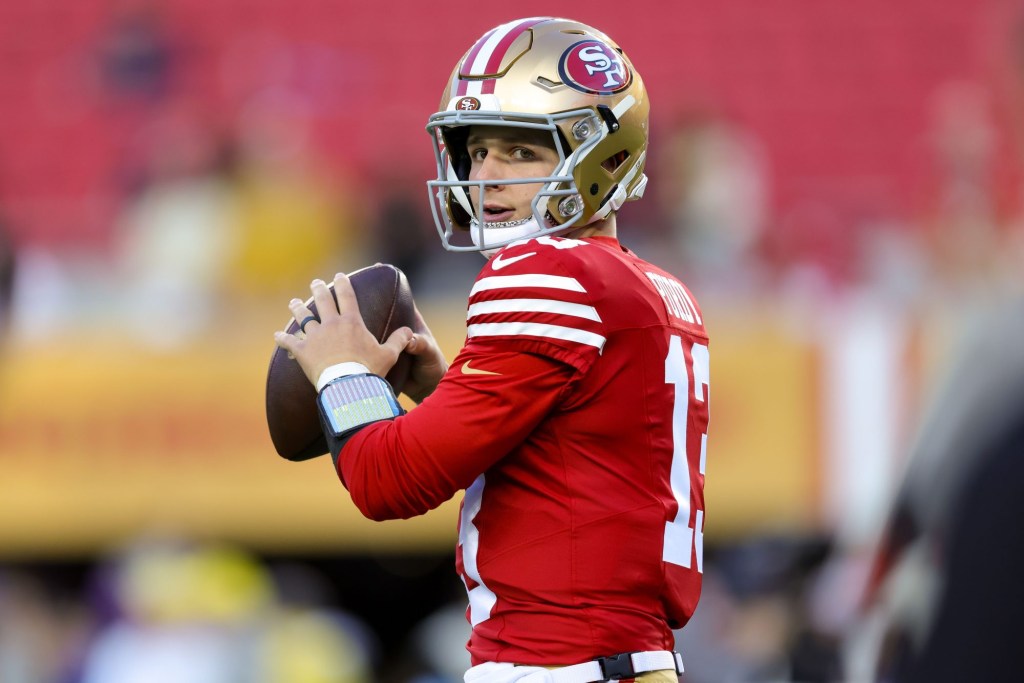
[276,17,710,683]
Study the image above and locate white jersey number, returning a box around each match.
[663,337,709,572]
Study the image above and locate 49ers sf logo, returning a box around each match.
[558,39,632,95]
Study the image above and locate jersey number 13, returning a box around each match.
[663,336,709,573]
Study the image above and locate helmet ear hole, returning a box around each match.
[601,149,630,173]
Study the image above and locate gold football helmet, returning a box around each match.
[426,17,650,252]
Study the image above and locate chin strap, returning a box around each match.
[469,217,542,254]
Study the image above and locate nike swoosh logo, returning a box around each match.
[491,251,536,271]
[461,360,501,376]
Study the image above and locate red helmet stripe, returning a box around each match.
[456,17,547,97]
[456,27,498,96]
[480,18,544,94]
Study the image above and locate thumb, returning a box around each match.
[383,326,415,357]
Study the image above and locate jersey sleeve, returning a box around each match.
[465,239,606,373]
[335,346,575,521]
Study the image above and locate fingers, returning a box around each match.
[273,329,298,353]
[310,278,336,322]
[331,272,360,320]
[287,298,317,333]
[279,273,420,380]
[287,273,355,331]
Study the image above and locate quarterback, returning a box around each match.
[275,17,710,683]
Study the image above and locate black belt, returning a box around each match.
[542,650,684,682]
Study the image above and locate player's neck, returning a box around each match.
[567,214,617,241]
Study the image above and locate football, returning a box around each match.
[266,263,418,461]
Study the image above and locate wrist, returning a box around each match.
[316,362,371,392]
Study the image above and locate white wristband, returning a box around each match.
[316,362,372,392]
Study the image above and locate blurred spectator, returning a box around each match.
[225,89,365,297]
[845,294,1024,682]
[0,213,16,341]
[261,562,379,683]
[840,85,1024,682]
[368,183,434,292]
[113,104,239,349]
[253,607,373,683]
[675,535,839,683]
[406,600,472,683]
[654,107,770,293]
[921,81,1010,299]
[77,537,375,683]
[96,0,178,105]
[78,538,275,683]
[768,200,861,299]
[94,0,187,198]
[0,570,92,683]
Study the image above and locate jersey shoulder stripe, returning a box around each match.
[467,239,605,360]
[467,298,602,323]
[467,321,606,349]
[470,273,586,296]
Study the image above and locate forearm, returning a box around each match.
[336,417,463,520]
[334,348,574,520]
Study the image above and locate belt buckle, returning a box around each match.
[597,652,637,680]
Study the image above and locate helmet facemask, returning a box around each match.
[427,108,609,253]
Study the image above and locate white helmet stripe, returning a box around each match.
[457,18,545,97]
[612,94,637,119]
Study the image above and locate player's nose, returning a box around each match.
[473,154,507,184]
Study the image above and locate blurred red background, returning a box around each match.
[3,0,1023,252]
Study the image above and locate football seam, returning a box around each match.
[381,267,399,338]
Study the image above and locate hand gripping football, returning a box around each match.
[266,264,417,461]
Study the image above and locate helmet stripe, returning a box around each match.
[457,17,546,97]
[456,27,497,96]
[480,18,544,94]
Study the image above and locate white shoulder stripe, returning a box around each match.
[468,322,606,350]
[471,274,586,296]
[467,298,602,322]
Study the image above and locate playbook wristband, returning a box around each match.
[317,373,404,460]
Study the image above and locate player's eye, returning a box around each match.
[470,148,487,162]
[511,147,536,160]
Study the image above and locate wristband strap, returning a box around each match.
[316,362,371,392]
[317,373,403,437]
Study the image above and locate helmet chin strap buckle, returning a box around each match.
[630,173,648,200]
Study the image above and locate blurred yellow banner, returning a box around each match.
[0,303,824,558]
[0,332,460,558]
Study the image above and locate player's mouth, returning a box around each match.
[483,204,516,223]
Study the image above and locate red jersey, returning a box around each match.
[338,235,710,666]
